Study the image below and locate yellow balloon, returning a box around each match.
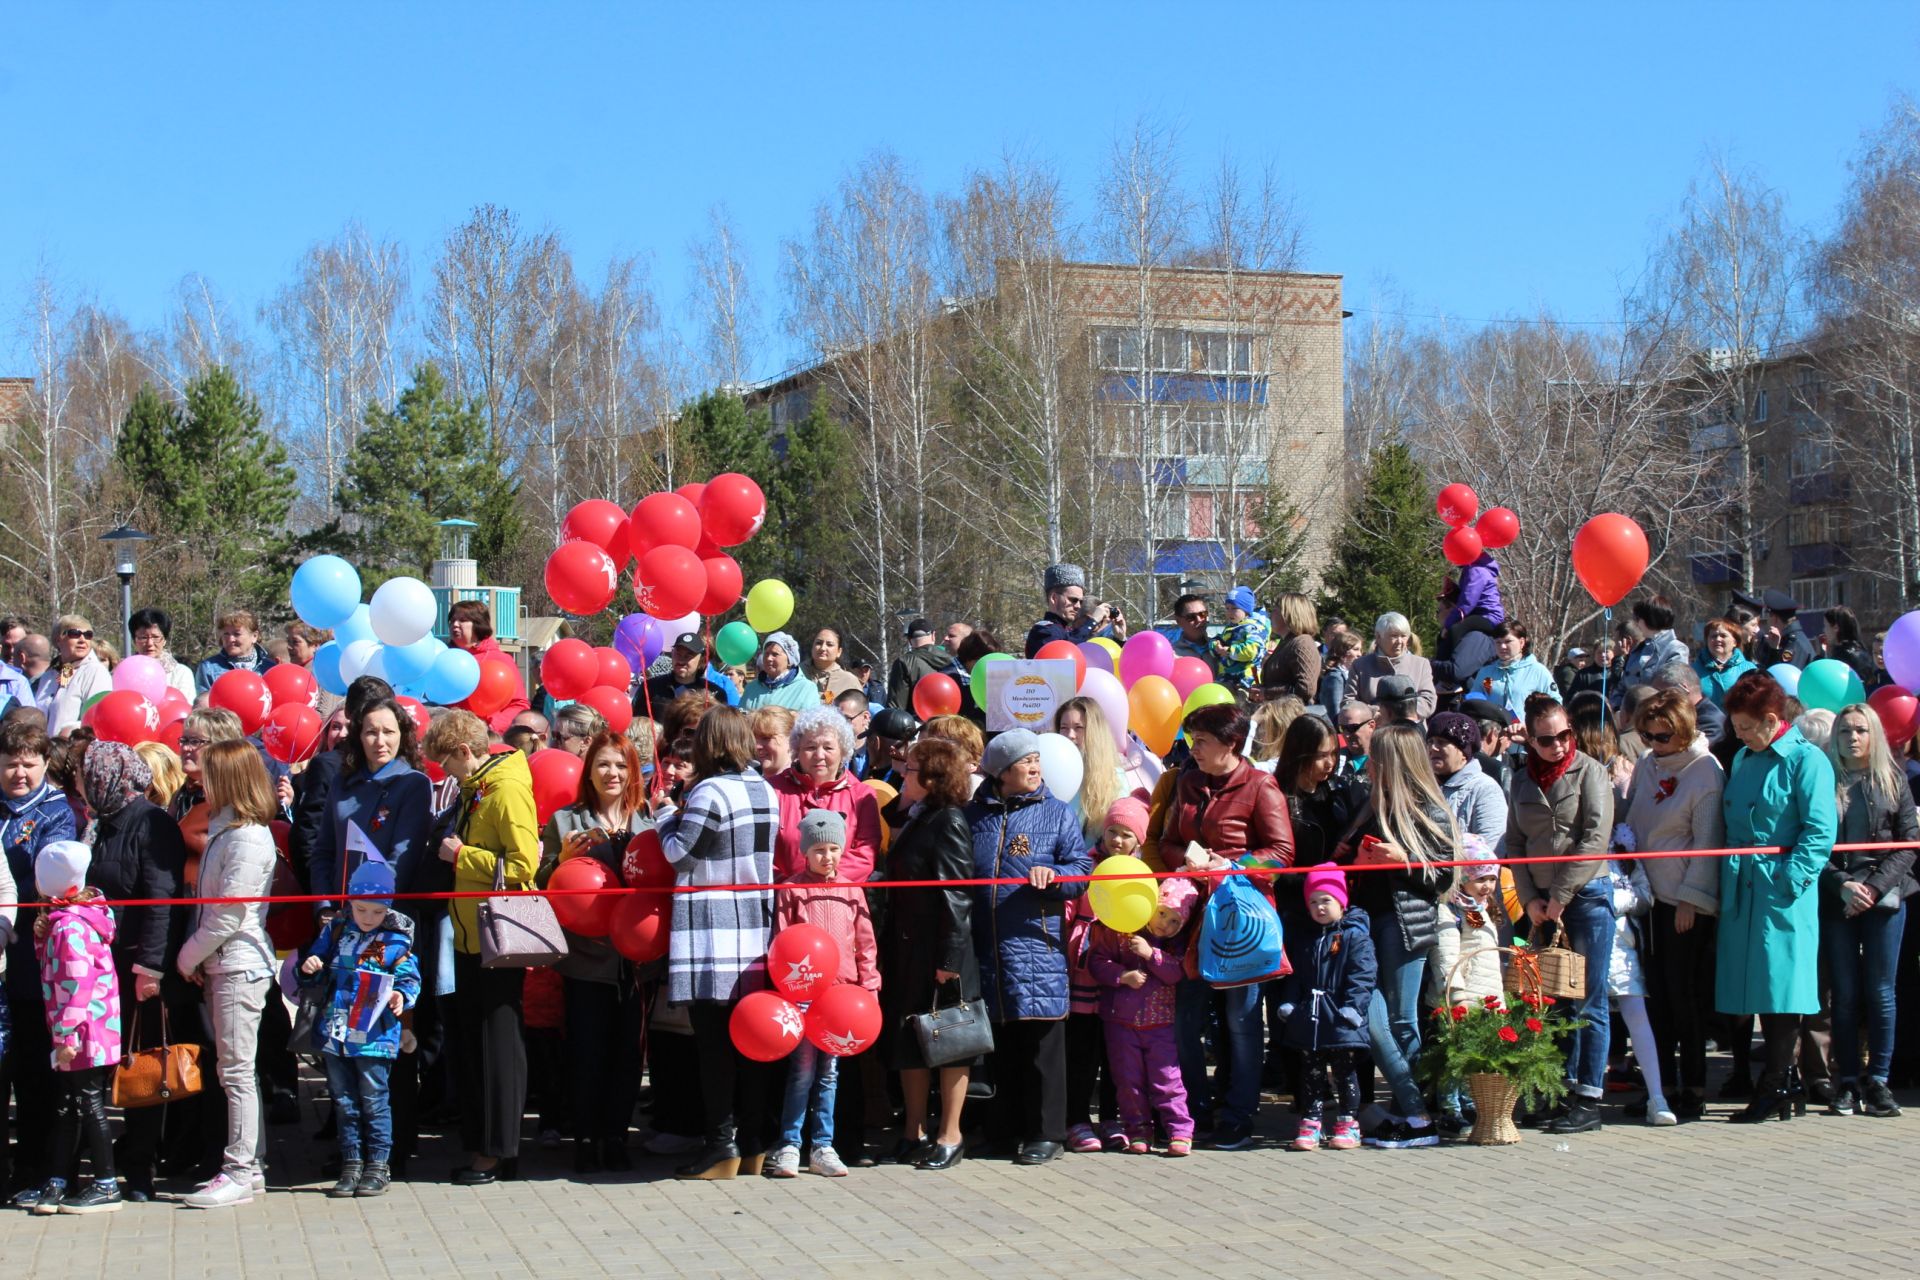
[1182,682,1234,720]
[744,579,795,633]
[1092,637,1123,664]
[1088,855,1158,932]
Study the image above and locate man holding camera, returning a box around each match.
[1023,563,1128,657]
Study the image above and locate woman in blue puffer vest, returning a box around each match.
[963,729,1091,1165]
[1470,621,1562,723]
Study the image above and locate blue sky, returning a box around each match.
[4,2,1918,376]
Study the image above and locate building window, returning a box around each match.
[1788,508,1851,546]
[1789,436,1836,480]
[1151,495,1186,541]
[1188,491,1216,540]
[1754,389,1769,422]
[1790,575,1845,611]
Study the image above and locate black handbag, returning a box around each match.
[907,981,994,1068]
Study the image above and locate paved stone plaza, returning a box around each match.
[3,1087,1913,1280]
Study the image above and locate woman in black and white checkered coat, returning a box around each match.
[656,704,779,1180]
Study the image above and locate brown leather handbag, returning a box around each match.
[112,1005,204,1109]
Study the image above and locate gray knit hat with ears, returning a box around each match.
[798,808,846,852]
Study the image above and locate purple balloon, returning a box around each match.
[1118,629,1175,688]
[613,613,663,671]
[1078,640,1114,676]
[1886,611,1920,691]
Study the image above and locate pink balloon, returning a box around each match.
[1118,630,1175,688]
[112,655,169,704]
[1170,655,1213,701]
[1079,668,1131,751]
[1078,641,1113,676]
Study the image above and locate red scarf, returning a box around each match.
[1526,744,1579,793]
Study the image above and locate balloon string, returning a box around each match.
[5,840,1901,911]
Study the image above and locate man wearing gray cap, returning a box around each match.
[1023,564,1126,658]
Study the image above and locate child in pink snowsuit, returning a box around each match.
[31,839,124,1215]
[1089,876,1198,1156]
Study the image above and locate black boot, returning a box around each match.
[1728,1073,1794,1123]
[329,1161,362,1198]
[355,1161,391,1197]
[573,1139,603,1175]
[675,1123,741,1180]
[600,1137,632,1172]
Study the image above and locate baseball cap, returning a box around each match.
[671,631,703,654]
[904,618,933,640]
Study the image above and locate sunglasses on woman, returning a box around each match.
[1531,729,1573,748]
[1642,730,1676,745]
[63,628,93,639]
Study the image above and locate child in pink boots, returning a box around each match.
[1090,876,1198,1156]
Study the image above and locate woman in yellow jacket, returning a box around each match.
[424,710,541,1186]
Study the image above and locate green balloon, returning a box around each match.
[1797,658,1866,713]
[715,620,759,668]
[969,652,1014,706]
[82,690,111,712]
[1182,683,1234,720]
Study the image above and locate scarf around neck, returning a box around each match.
[1525,743,1578,794]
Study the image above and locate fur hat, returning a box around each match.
[1301,862,1348,910]
[798,808,846,852]
[1043,563,1086,594]
[1103,796,1149,844]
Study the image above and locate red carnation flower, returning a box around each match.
[1451,1005,1467,1022]
[1498,1026,1519,1043]
[1525,1017,1544,1033]
[1482,995,1500,1007]
[1543,996,1557,1006]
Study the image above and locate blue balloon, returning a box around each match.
[333,603,376,648]
[1767,662,1802,696]
[312,641,347,695]
[384,635,441,686]
[291,556,362,629]
[422,647,481,706]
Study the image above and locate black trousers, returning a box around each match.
[1300,1049,1361,1121]
[1,986,56,1186]
[564,977,642,1145]
[647,1028,704,1139]
[688,1002,770,1155]
[1646,905,1716,1092]
[1760,1013,1803,1079]
[989,1019,1067,1145]
[53,1066,116,1183]
[452,953,527,1159]
[1064,1011,1116,1129]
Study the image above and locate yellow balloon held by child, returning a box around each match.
[1088,854,1158,933]
[744,579,794,632]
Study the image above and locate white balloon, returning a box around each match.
[339,639,382,683]
[1035,731,1085,804]
[363,646,392,683]
[369,576,437,647]
[652,609,701,638]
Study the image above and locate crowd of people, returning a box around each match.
[0,559,1912,1213]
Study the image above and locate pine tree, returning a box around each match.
[116,368,298,635]
[338,363,522,580]
[1318,442,1446,649]
[768,393,860,636]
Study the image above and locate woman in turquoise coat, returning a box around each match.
[1716,670,1835,1123]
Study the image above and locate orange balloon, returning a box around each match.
[1572,513,1649,608]
[1127,674,1184,757]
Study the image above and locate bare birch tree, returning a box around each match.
[687,205,761,391]
[426,204,550,454]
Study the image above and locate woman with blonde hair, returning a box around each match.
[175,740,279,1208]
[1334,721,1459,1148]
[1822,703,1918,1117]
[747,705,796,777]
[1248,697,1305,772]
[1258,593,1322,703]
[134,741,185,809]
[1054,696,1122,839]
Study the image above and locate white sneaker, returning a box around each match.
[765,1144,801,1178]
[183,1173,255,1209]
[642,1131,702,1156]
[1647,1098,1677,1126]
[808,1146,848,1178]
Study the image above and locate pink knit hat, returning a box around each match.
[1157,874,1199,921]
[1301,862,1348,909]
[1104,797,1149,843]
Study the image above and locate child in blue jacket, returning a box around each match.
[299,860,420,1199]
[1280,864,1377,1152]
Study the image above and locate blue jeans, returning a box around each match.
[1823,902,1906,1084]
[1558,883,1614,1094]
[323,1053,394,1163]
[778,1039,839,1151]
[1368,916,1428,1118]
[1174,980,1262,1130]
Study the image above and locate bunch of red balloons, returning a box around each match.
[545,474,768,622]
[1435,483,1521,568]
[728,924,881,1062]
[544,827,676,964]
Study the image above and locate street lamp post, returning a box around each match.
[100,525,150,657]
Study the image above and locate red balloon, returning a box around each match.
[1034,640,1087,690]
[628,492,704,559]
[1169,655,1213,701]
[767,922,842,1001]
[540,638,599,701]
[675,482,708,509]
[545,540,621,616]
[912,672,963,721]
[210,669,273,735]
[699,553,743,616]
[562,498,632,567]
[466,657,522,718]
[1436,483,1479,527]
[155,718,185,754]
[421,756,446,784]
[594,646,632,693]
[621,828,673,887]
[699,472,767,547]
[574,685,633,735]
[609,892,669,963]
[803,982,882,1057]
[547,854,619,937]
[527,747,584,826]
[1476,505,1520,550]
[395,695,429,739]
[1572,513,1650,608]
[1443,524,1485,567]
[92,690,161,745]
[261,703,323,764]
[729,990,806,1062]
[633,545,707,620]
[264,663,317,710]
[157,688,192,726]
[1869,684,1920,748]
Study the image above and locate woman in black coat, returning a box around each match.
[878,737,980,1171]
